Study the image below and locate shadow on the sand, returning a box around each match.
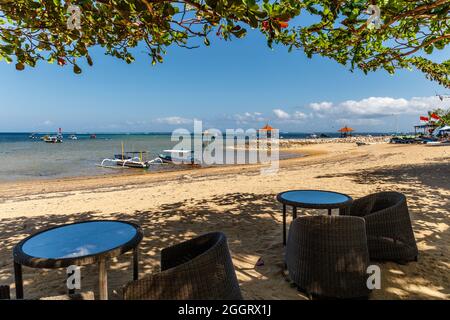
[315,161,450,299]
[0,161,448,300]
[0,193,305,300]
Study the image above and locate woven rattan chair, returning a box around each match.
[286,215,370,299]
[123,232,242,300]
[348,192,418,263]
[0,285,10,300]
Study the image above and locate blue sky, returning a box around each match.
[0,29,449,133]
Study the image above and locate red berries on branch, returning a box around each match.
[262,18,289,31]
[57,57,66,66]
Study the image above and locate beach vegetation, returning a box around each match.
[429,108,450,125]
[0,0,448,87]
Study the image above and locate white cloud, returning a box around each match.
[293,111,308,120]
[223,96,447,130]
[271,109,310,122]
[43,120,53,126]
[309,102,333,111]
[273,109,290,120]
[155,116,193,125]
[309,96,450,120]
[233,112,265,124]
[335,118,383,126]
[340,97,410,116]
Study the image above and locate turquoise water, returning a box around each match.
[0,132,300,181]
[0,133,177,181]
[0,132,386,182]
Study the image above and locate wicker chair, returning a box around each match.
[348,192,418,263]
[123,232,242,300]
[286,215,370,299]
[0,285,10,300]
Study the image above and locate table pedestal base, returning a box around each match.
[14,262,23,299]
[98,259,108,300]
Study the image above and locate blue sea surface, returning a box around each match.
[0,132,387,182]
[0,133,176,181]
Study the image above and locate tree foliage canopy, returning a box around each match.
[430,107,450,125]
[0,0,449,87]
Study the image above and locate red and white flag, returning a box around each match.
[420,116,429,122]
[430,113,441,121]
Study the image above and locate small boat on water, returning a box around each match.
[158,150,196,165]
[115,151,150,168]
[43,135,63,143]
[42,128,63,143]
[100,142,164,169]
[101,151,157,169]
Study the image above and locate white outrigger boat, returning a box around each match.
[43,135,63,143]
[101,151,164,169]
[100,144,198,170]
[43,128,63,143]
[100,143,163,169]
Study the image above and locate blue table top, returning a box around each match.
[21,221,138,259]
[278,190,351,205]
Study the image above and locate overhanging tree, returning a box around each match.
[0,0,449,87]
[429,108,450,125]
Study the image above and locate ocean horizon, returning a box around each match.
[0,131,395,182]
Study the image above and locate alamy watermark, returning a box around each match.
[367,4,382,30]
[65,3,382,32]
[67,5,81,31]
[168,120,279,175]
[367,264,381,290]
[64,263,381,291]
[66,265,81,290]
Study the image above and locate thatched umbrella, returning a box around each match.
[338,126,354,137]
[260,123,276,138]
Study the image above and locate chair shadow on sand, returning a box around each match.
[316,160,450,299]
[0,160,448,300]
[0,192,305,300]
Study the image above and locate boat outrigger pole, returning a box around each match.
[100,142,164,169]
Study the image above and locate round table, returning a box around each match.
[13,220,143,300]
[276,190,353,245]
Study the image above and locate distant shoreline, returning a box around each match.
[0,136,392,184]
[0,131,401,135]
[0,146,323,200]
[0,147,309,185]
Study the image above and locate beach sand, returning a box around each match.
[0,142,448,300]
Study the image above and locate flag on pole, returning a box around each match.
[430,113,441,121]
[420,116,429,122]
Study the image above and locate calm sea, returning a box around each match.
[0,132,386,182]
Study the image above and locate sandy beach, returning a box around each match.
[0,141,448,300]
